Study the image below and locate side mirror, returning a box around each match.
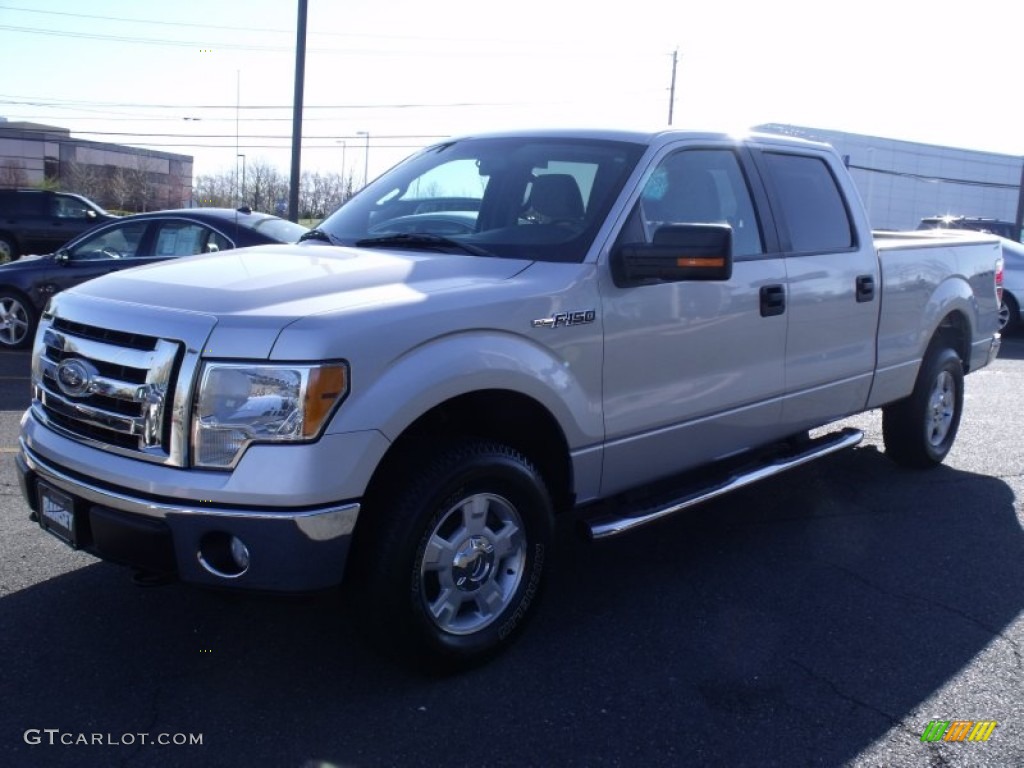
[86,210,97,220]
[55,249,70,264]
[612,223,733,285]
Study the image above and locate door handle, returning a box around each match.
[856,275,875,303]
[760,284,785,317]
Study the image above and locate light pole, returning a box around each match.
[237,153,246,207]
[357,130,369,187]
[336,140,349,200]
[336,139,347,177]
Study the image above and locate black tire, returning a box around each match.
[882,344,964,468]
[353,440,554,671]
[0,235,16,264]
[999,292,1019,334]
[0,290,36,349]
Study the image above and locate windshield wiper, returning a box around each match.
[354,233,492,257]
[298,228,340,244]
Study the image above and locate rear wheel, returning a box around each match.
[999,292,1019,333]
[882,344,964,468]
[353,440,554,670]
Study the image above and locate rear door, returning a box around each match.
[750,146,881,430]
[1,191,48,253]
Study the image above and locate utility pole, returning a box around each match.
[667,48,678,126]
[288,0,308,222]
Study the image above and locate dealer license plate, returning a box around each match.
[37,481,77,547]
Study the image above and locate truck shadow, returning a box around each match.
[1,445,1020,767]
[995,332,1024,361]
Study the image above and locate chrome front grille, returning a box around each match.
[32,318,183,463]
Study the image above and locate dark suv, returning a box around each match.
[0,189,117,263]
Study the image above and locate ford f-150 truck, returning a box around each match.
[16,129,1003,668]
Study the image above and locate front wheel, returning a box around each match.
[882,344,964,468]
[0,291,36,349]
[354,440,554,670]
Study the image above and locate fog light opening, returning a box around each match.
[198,532,250,578]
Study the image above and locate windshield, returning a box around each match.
[316,136,645,262]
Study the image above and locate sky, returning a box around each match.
[1,0,1022,183]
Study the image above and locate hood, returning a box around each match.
[67,243,531,357]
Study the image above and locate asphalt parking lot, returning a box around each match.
[2,337,1023,768]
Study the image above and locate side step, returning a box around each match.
[583,428,863,540]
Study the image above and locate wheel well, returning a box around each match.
[934,310,971,372]
[1003,290,1020,325]
[364,389,574,514]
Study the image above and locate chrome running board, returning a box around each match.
[584,428,863,540]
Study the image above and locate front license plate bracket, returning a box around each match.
[37,481,78,548]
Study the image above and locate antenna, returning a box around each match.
[668,48,679,126]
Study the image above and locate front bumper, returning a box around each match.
[17,441,360,592]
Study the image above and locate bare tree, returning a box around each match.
[62,160,107,203]
[194,170,235,208]
[0,161,29,189]
[299,170,353,221]
[245,158,286,213]
[107,165,134,211]
[123,156,159,212]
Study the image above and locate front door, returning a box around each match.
[599,145,789,496]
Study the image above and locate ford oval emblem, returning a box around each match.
[55,358,98,398]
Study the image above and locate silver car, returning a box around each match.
[998,237,1024,332]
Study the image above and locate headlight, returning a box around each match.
[193,362,349,468]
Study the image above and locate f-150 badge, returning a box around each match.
[532,310,596,329]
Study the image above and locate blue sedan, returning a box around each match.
[0,207,308,348]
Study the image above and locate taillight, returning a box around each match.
[996,256,1004,304]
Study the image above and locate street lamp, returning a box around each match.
[336,140,347,177]
[356,130,370,187]
[237,153,246,206]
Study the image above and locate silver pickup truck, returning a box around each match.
[17,129,1003,668]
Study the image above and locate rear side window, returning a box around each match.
[763,153,853,252]
[0,191,44,216]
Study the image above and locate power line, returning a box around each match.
[0,24,297,52]
[0,4,294,35]
[0,95,544,110]
[0,3,596,48]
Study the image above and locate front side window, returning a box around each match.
[762,153,854,253]
[638,149,764,258]
[317,137,645,263]
[66,221,147,260]
[51,194,93,219]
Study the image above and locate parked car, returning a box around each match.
[0,207,308,348]
[918,215,1022,243]
[0,188,119,263]
[918,228,1024,332]
[997,237,1024,332]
